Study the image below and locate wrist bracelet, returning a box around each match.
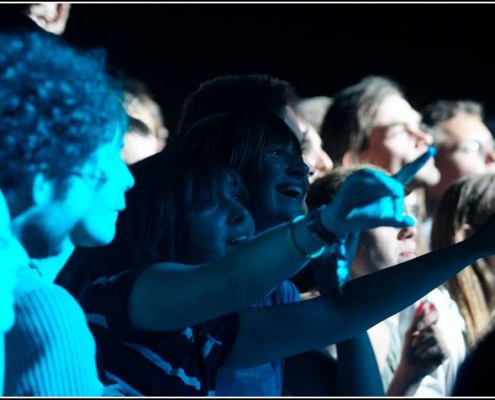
[307,207,338,245]
[288,215,326,259]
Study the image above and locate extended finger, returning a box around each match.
[393,146,437,184]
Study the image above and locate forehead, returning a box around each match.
[373,93,421,127]
[264,117,302,150]
[438,115,493,144]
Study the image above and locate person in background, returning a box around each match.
[320,75,440,192]
[294,96,334,182]
[0,3,71,35]
[121,76,169,165]
[422,100,495,246]
[431,173,495,350]
[306,168,456,396]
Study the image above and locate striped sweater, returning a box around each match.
[4,265,107,396]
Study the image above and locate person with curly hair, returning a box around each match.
[0,29,134,396]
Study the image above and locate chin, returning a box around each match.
[72,229,116,247]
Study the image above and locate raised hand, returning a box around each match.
[321,146,436,235]
[400,301,449,381]
[393,146,437,185]
[387,300,449,395]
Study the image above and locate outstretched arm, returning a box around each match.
[224,216,495,368]
[128,148,442,332]
[129,217,319,331]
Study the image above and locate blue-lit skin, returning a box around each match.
[322,146,436,288]
[182,181,255,264]
[0,189,28,396]
[70,131,135,248]
[243,136,309,233]
[321,146,436,236]
[0,190,29,333]
[9,128,133,266]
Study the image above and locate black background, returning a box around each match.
[63,3,495,133]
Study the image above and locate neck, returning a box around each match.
[30,238,75,282]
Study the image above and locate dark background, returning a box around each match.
[63,3,495,133]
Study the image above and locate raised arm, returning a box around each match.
[128,218,316,330]
[224,212,495,368]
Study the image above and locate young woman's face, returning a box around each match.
[244,135,310,232]
[182,179,255,264]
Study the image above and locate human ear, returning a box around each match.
[31,171,55,207]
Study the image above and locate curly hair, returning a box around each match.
[0,29,126,192]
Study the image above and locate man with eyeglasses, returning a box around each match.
[320,75,440,192]
[422,100,495,220]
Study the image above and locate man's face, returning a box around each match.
[121,129,166,166]
[70,137,135,247]
[427,115,495,201]
[121,98,169,165]
[357,93,440,187]
[299,119,333,183]
[12,134,134,258]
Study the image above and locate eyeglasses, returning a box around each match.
[453,140,495,158]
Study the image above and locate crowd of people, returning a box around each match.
[2,3,495,397]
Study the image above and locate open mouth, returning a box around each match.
[276,184,304,199]
[227,235,249,245]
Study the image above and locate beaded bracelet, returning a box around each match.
[288,215,326,259]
